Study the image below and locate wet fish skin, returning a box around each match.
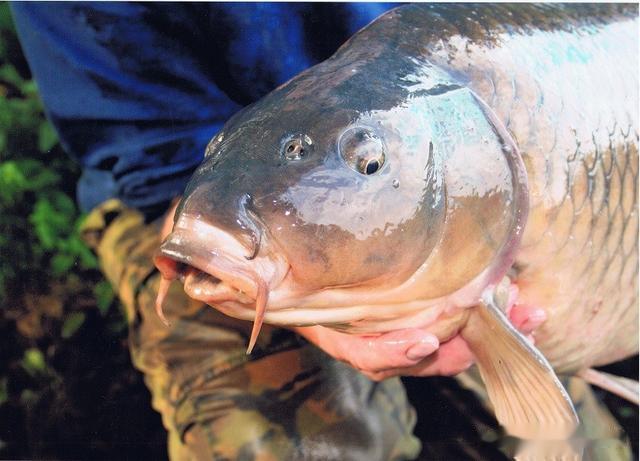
[409,4,639,373]
[164,4,638,374]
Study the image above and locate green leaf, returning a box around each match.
[0,377,7,406]
[51,252,75,275]
[0,3,16,34]
[0,160,28,203]
[51,190,76,216]
[30,199,60,249]
[19,79,38,98]
[94,280,114,316]
[22,348,46,376]
[26,160,60,189]
[29,194,76,250]
[1,159,60,192]
[77,242,98,269]
[38,122,58,152]
[61,311,86,338]
[0,64,22,89]
[0,130,6,154]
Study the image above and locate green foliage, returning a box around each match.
[94,280,115,316]
[0,8,99,300]
[0,8,143,458]
[21,348,47,376]
[0,159,59,200]
[38,120,58,152]
[0,161,29,202]
[0,0,108,339]
[61,312,86,339]
[31,193,75,249]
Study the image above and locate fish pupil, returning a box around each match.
[365,159,380,175]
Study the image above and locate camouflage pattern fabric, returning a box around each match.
[81,200,421,461]
[80,200,632,461]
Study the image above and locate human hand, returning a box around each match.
[294,287,546,381]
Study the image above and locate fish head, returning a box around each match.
[155,54,528,337]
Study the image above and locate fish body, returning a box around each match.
[155,4,638,438]
[413,4,639,375]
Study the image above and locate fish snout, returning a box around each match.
[156,212,287,295]
[176,181,264,259]
[154,214,288,353]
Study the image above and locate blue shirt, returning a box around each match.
[11,2,395,219]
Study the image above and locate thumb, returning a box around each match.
[297,326,439,372]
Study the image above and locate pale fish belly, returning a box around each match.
[426,10,638,373]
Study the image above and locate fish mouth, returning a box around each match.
[154,214,288,352]
[155,242,258,305]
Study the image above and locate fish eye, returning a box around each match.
[339,127,386,175]
[282,134,314,161]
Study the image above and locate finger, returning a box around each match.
[341,328,440,372]
[408,335,475,376]
[509,304,547,334]
[363,335,475,380]
[296,326,439,372]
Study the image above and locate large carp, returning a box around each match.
[154,4,638,440]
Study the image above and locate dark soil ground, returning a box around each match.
[0,308,168,461]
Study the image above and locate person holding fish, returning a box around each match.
[12,2,637,460]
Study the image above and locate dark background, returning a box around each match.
[0,3,636,459]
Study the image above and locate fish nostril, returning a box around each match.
[245,231,262,260]
[282,134,313,161]
[239,193,263,260]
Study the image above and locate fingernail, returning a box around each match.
[406,336,439,361]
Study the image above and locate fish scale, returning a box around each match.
[512,35,638,373]
[412,4,639,373]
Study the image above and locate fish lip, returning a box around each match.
[156,237,260,301]
[156,225,278,354]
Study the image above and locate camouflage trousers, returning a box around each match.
[81,200,632,461]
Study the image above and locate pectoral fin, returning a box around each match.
[578,368,639,405]
[461,291,579,440]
